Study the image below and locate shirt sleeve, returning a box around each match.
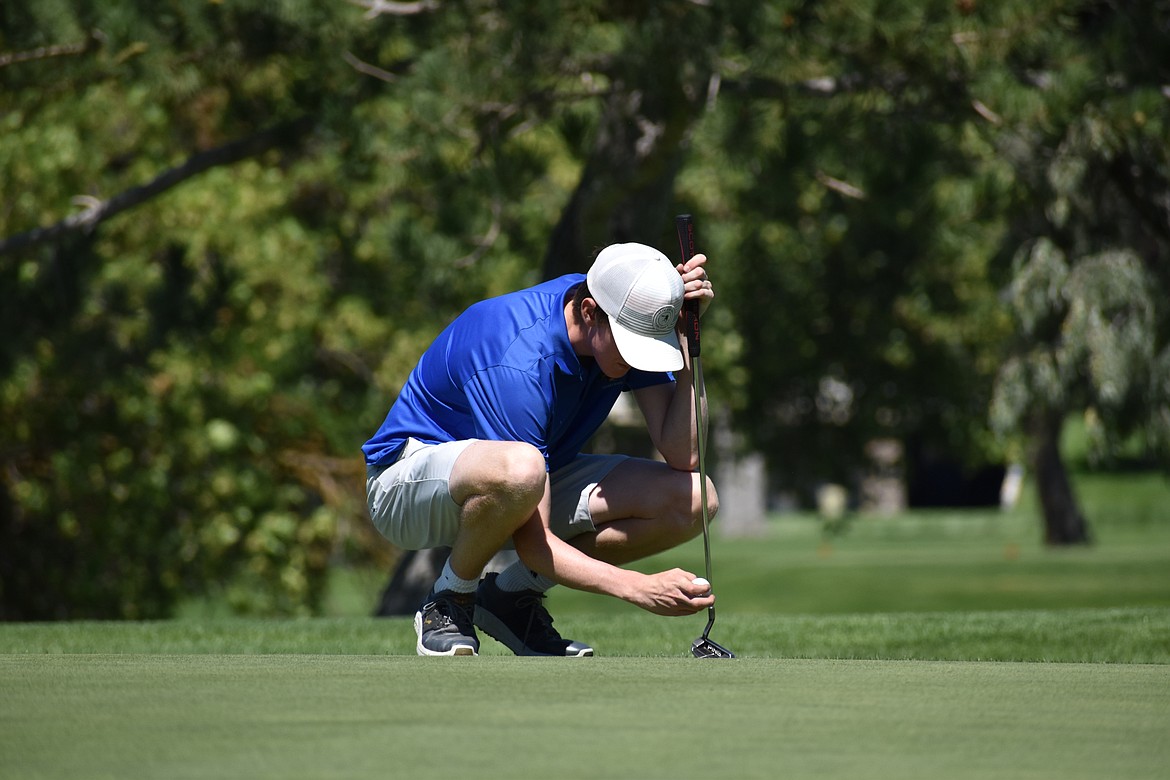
[462,366,552,460]
[623,368,675,392]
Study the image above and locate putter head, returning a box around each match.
[691,636,736,659]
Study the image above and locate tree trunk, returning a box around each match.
[373,547,450,616]
[1029,411,1092,545]
[542,81,700,280]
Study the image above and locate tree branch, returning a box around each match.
[721,73,873,99]
[0,117,312,256]
[348,0,439,19]
[454,199,502,268]
[0,31,104,69]
[343,50,400,83]
[816,171,867,200]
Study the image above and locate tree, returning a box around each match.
[992,242,1165,543]
[1,0,682,617]
[981,0,1170,542]
[540,3,721,277]
[678,0,1170,537]
[0,0,408,617]
[676,1,1016,497]
[5,1,1167,620]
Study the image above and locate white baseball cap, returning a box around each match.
[586,242,685,372]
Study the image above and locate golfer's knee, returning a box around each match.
[455,441,547,531]
[477,442,546,518]
[664,472,718,538]
[697,474,719,526]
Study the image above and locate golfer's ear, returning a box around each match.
[581,297,602,326]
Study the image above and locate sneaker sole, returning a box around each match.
[413,611,478,657]
[474,605,594,657]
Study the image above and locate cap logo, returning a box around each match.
[652,305,677,332]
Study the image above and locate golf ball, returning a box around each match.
[692,577,710,588]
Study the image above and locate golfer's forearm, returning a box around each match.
[659,371,706,470]
[513,523,641,601]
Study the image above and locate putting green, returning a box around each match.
[2,654,1166,779]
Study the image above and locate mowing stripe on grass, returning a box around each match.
[3,607,1167,663]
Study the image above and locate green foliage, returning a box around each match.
[2,0,1169,616]
[983,0,1170,470]
[992,240,1167,463]
[0,1,390,618]
[681,0,1015,490]
[685,0,1170,502]
[0,0,589,618]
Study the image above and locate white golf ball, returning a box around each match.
[692,577,710,588]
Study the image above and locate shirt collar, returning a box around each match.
[552,289,583,377]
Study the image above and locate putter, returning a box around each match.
[676,214,736,660]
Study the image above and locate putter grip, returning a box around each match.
[675,214,700,358]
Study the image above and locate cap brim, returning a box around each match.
[610,320,684,372]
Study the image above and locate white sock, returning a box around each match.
[495,561,555,593]
[432,559,479,594]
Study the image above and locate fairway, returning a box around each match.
[5,499,1168,779]
[2,653,1167,780]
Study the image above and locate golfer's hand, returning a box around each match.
[632,569,715,616]
[676,253,714,318]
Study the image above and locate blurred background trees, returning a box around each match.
[2,0,1167,618]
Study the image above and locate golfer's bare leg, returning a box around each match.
[571,459,718,565]
[447,440,547,579]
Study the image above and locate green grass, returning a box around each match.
[3,607,1169,663]
[544,513,1170,618]
[3,472,1169,779]
[2,653,1167,779]
[556,471,1170,615]
[320,470,1170,620]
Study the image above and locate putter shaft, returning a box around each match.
[677,213,735,659]
[692,356,715,633]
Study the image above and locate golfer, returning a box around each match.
[363,242,718,656]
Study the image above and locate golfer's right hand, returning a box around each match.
[632,569,715,616]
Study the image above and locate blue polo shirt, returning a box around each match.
[361,274,673,472]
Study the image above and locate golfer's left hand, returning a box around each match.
[677,253,714,318]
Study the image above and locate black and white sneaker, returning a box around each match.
[414,589,479,656]
[474,573,593,657]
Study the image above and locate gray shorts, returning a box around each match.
[365,438,627,551]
